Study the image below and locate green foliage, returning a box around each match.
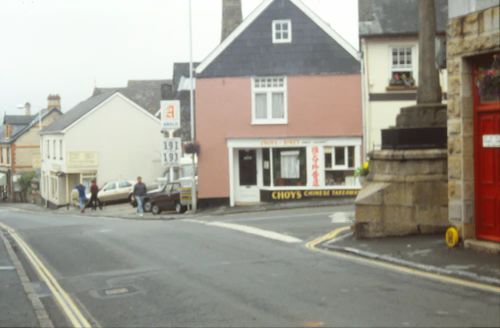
[18,171,36,192]
[354,161,370,177]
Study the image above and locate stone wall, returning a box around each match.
[446,5,500,239]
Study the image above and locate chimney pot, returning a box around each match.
[47,94,61,111]
[24,102,31,116]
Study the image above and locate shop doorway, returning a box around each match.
[473,53,500,242]
[235,149,260,204]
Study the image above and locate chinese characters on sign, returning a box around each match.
[312,146,320,187]
[162,138,182,166]
[160,100,181,132]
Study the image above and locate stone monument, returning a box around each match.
[354,0,449,238]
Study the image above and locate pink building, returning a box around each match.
[196,0,362,207]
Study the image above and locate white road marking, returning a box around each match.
[185,219,302,244]
[329,212,354,224]
[223,211,335,222]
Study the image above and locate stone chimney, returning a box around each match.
[47,94,61,110]
[221,0,242,42]
[24,102,31,116]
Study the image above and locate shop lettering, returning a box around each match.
[266,189,360,202]
[261,139,300,147]
[311,146,320,187]
[271,191,303,200]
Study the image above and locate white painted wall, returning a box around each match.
[361,37,449,153]
[41,93,164,205]
[64,94,163,185]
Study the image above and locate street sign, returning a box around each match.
[160,100,181,132]
[161,138,182,166]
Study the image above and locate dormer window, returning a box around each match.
[272,20,292,44]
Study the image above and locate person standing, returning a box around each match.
[133,176,147,217]
[75,183,87,214]
[87,179,103,211]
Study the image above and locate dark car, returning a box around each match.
[149,182,187,215]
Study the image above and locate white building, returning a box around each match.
[358,0,449,153]
[40,92,164,207]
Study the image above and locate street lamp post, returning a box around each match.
[188,0,197,212]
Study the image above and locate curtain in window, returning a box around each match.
[255,93,267,119]
[272,92,284,119]
[280,151,300,179]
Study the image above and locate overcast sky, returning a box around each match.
[0,0,358,116]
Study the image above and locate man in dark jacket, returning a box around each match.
[133,176,147,216]
[86,179,103,211]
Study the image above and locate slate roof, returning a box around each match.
[197,0,360,78]
[42,92,113,134]
[359,0,448,37]
[2,108,61,144]
[3,115,35,125]
[172,63,199,95]
[93,79,173,115]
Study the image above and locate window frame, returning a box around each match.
[272,20,292,44]
[389,45,416,87]
[251,76,288,125]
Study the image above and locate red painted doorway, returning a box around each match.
[473,53,500,242]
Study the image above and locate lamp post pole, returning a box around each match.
[188,0,197,212]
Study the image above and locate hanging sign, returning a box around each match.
[160,100,181,132]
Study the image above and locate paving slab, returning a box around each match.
[325,233,500,286]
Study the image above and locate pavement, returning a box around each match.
[0,206,499,327]
[0,229,40,328]
[322,230,500,287]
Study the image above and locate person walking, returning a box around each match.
[75,183,87,214]
[133,176,147,217]
[87,179,103,211]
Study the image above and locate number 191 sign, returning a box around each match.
[160,100,181,132]
[162,138,182,166]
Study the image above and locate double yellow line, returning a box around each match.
[306,226,500,295]
[305,226,351,250]
[0,222,91,328]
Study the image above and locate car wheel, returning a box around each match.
[144,201,152,212]
[151,204,161,215]
[175,202,186,214]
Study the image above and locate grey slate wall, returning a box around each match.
[199,0,360,78]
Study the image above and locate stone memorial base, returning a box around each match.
[354,149,449,238]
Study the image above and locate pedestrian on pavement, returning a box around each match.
[75,183,87,214]
[133,176,147,217]
[86,179,103,211]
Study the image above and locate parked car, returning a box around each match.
[91,180,135,204]
[149,182,187,215]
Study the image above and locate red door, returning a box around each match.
[473,54,500,242]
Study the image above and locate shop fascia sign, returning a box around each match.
[259,139,329,147]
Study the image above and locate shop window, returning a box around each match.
[252,77,287,124]
[272,20,292,44]
[81,173,97,190]
[324,146,357,186]
[389,46,415,88]
[273,148,306,186]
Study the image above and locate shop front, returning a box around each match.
[227,137,362,206]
